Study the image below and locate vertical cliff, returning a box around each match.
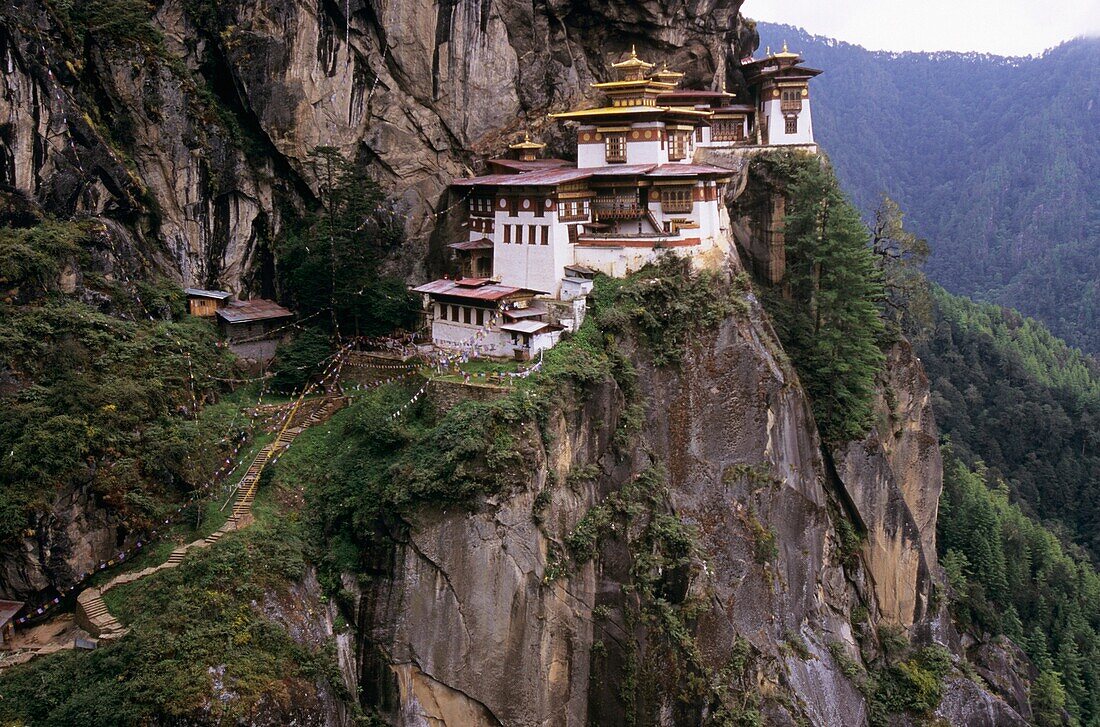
[1,0,757,292]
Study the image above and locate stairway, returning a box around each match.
[27,395,350,649]
[75,589,127,641]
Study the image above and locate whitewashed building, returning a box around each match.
[417,44,822,358]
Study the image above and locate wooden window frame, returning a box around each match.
[661,187,694,214]
[605,133,627,163]
[784,115,798,135]
[541,225,549,246]
[668,132,687,161]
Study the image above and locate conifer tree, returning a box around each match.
[277,146,417,337]
[766,154,886,442]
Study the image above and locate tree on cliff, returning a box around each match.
[766,153,886,443]
[872,196,932,340]
[276,146,417,337]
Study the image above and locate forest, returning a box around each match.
[755,22,1100,354]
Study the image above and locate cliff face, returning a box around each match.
[1,0,756,292]
[323,290,1004,726]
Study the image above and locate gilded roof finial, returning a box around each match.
[783,41,789,53]
[765,45,771,56]
[631,44,637,59]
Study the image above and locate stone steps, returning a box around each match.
[57,394,350,647]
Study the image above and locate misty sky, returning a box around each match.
[746,0,1100,56]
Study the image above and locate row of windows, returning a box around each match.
[470,197,494,214]
[503,224,551,245]
[660,188,694,213]
[712,118,747,142]
[438,304,488,326]
[604,130,693,163]
[558,200,589,220]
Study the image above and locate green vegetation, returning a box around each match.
[756,23,1100,353]
[752,151,886,443]
[52,0,164,50]
[276,147,418,338]
[938,450,1100,724]
[270,328,335,394]
[580,255,744,367]
[915,287,1100,559]
[0,500,349,724]
[0,219,237,543]
[276,380,533,588]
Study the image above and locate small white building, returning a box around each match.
[417,44,822,357]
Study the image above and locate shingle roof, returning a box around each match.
[215,299,294,324]
[501,320,561,334]
[448,238,495,251]
[184,288,232,300]
[646,163,732,177]
[0,600,24,625]
[452,167,593,187]
[413,279,545,301]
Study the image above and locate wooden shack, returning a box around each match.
[0,600,24,649]
[216,299,294,363]
[184,288,232,318]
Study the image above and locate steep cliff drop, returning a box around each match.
[0,1,1035,725]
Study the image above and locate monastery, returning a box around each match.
[414,45,821,359]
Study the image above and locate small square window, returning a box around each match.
[785,116,798,135]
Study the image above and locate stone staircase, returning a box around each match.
[70,395,347,640]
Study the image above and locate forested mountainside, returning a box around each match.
[915,288,1100,558]
[755,22,1100,354]
[2,0,1099,725]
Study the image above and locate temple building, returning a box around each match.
[416,44,821,358]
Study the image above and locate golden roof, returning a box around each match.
[591,79,678,91]
[612,45,655,70]
[651,62,684,83]
[509,132,546,150]
[549,105,712,120]
[774,41,799,59]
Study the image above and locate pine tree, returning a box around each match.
[871,196,932,340]
[766,154,886,443]
[277,146,417,337]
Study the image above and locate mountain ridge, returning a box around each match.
[755,21,1100,354]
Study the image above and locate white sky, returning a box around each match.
[746,0,1100,56]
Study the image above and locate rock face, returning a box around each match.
[832,341,942,627]
[333,286,978,725]
[1,0,757,291]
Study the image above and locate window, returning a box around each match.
[463,307,472,324]
[503,225,511,244]
[541,225,549,245]
[781,88,803,112]
[695,127,704,143]
[661,187,694,214]
[450,305,459,322]
[605,134,626,163]
[476,309,485,326]
[528,225,537,245]
[668,132,688,161]
[784,115,798,135]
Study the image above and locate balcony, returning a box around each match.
[593,196,644,220]
[780,99,802,113]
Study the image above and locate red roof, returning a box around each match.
[453,167,592,187]
[646,163,732,177]
[487,158,572,173]
[589,164,658,178]
[413,279,544,301]
[216,299,294,324]
[448,238,495,251]
[658,90,735,100]
[0,600,23,625]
